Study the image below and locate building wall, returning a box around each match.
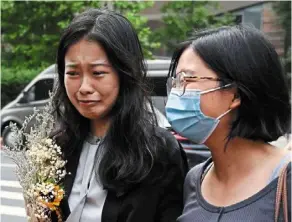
[216,1,260,15]
[261,2,285,56]
[217,2,286,57]
[141,1,168,21]
[141,1,286,57]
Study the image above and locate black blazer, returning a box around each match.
[53,127,189,222]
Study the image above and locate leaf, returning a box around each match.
[157,1,235,52]
[2,0,157,69]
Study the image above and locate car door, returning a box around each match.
[14,77,54,126]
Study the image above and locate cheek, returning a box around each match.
[200,93,229,118]
[102,75,120,104]
[64,79,79,101]
[103,83,119,106]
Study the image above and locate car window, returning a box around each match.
[147,75,168,115]
[27,78,54,101]
[147,76,168,97]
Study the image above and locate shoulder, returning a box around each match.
[284,162,291,213]
[184,159,211,189]
[185,163,203,184]
[152,127,187,168]
[181,162,205,205]
[152,127,181,154]
[145,127,189,185]
[286,161,291,185]
[153,126,177,141]
[282,160,291,186]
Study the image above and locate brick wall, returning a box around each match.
[262,2,285,56]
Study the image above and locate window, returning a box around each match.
[234,15,243,24]
[243,5,263,30]
[232,5,263,30]
[147,76,168,115]
[27,78,54,102]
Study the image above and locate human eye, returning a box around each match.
[93,71,108,76]
[185,74,199,82]
[65,71,79,76]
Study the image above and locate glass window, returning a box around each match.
[27,78,54,101]
[243,5,263,30]
[234,15,243,24]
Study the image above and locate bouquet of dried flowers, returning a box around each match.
[2,94,66,222]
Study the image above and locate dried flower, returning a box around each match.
[3,92,66,222]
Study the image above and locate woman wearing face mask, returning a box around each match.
[27,8,188,222]
[165,25,291,222]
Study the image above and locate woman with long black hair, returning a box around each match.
[27,8,188,222]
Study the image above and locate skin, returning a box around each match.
[64,38,120,137]
[177,47,290,207]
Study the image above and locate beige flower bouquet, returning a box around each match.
[2,95,66,222]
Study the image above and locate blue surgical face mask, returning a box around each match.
[165,85,232,144]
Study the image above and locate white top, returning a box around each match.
[67,135,107,222]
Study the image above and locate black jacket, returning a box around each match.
[53,127,189,222]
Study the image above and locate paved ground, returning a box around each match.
[1,151,27,222]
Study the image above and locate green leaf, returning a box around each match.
[2,0,157,69]
[157,1,235,52]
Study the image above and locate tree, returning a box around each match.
[1,1,100,68]
[273,1,291,73]
[1,1,159,69]
[157,1,235,53]
[112,1,160,58]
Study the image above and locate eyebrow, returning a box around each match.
[65,60,111,68]
[177,69,196,75]
[65,62,78,68]
[89,60,111,68]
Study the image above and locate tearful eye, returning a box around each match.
[65,71,78,76]
[93,71,107,76]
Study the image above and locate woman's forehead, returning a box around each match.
[65,39,109,63]
[177,48,217,78]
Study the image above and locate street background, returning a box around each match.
[1,1,291,221]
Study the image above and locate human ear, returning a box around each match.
[230,93,241,109]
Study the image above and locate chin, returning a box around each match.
[81,113,102,120]
[79,110,109,120]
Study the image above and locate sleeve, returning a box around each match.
[154,131,189,222]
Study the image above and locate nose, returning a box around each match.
[79,76,95,95]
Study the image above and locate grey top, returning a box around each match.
[67,134,107,222]
[177,154,291,222]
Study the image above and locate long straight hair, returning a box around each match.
[52,9,165,193]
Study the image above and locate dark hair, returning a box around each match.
[169,25,291,143]
[53,9,163,193]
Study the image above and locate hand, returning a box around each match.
[25,200,48,222]
[26,204,48,222]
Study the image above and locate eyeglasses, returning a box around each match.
[166,71,223,96]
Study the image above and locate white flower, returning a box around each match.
[2,93,66,222]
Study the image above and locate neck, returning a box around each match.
[205,129,279,182]
[90,117,111,137]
